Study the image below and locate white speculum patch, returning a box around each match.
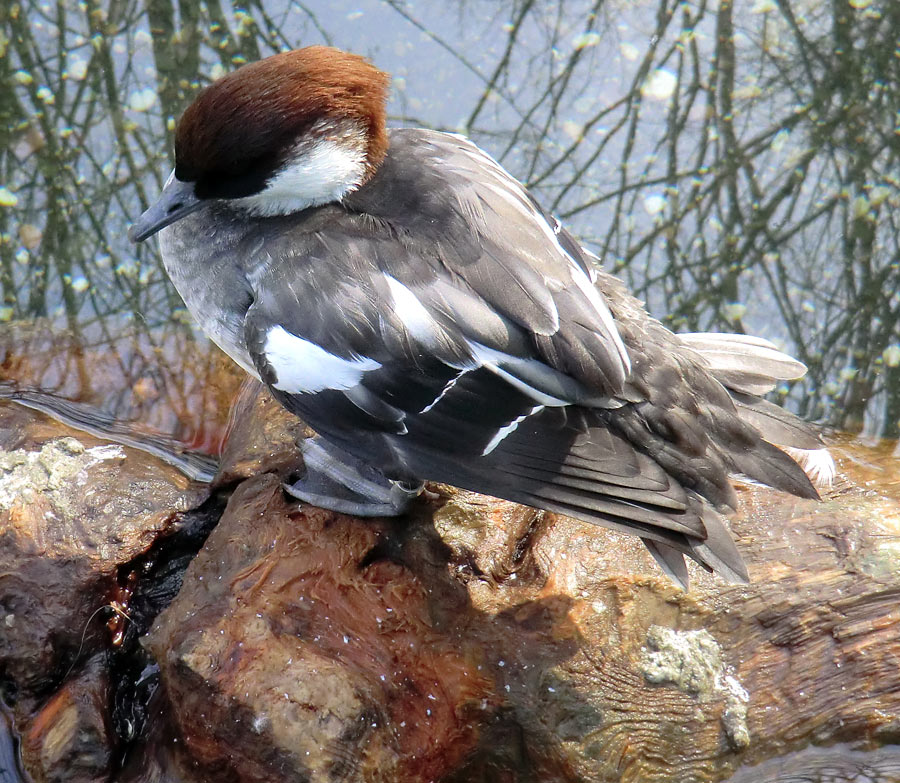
[470,342,569,406]
[264,325,380,394]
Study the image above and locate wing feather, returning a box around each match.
[230,128,827,586]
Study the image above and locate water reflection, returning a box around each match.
[0,316,242,474]
[0,0,898,457]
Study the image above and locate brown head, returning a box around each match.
[175,47,390,199]
[129,47,390,241]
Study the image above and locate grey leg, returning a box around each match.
[285,437,423,517]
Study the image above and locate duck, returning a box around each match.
[129,45,833,586]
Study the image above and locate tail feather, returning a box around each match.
[783,446,836,488]
[730,392,823,451]
[721,439,819,500]
[688,506,750,584]
[436,326,831,587]
[680,332,807,395]
[643,540,690,588]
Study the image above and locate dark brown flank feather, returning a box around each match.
[174,47,390,196]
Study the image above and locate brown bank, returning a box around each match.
[1,387,899,782]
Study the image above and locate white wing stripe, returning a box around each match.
[419,370,468,414]
[528,212,631,375]
[384,274,445,348]
[264,325,381,394]
[419,341,573,414]
[471,342,570,406]
[568,263,631,373]
[482,405,545,456]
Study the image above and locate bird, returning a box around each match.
[129,45,833,587]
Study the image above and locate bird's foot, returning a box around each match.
[284,437,423,517]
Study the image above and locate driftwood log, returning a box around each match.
[1,390,899,782]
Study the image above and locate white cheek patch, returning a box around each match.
[237,136,366,216]
[264,325,380,394]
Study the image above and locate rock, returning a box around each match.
[449,444,900,781]
[213,380,310,487]
[431,488,545,582]
[115,687,200,783]
[146,474,496,783]
[19,655,113,783]
[3,388,897,783]
[639,626,749,750]
[727,743,900,782]
[0,402,209,717]
[141,440,900,782]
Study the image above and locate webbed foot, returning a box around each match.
[285,437,423,517]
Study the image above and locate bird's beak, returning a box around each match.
[128,173,205,243]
